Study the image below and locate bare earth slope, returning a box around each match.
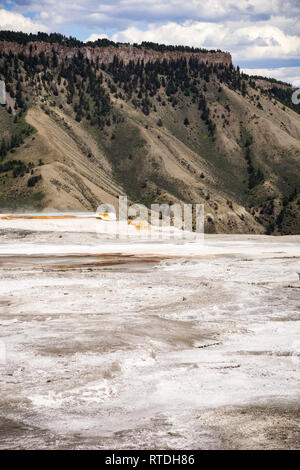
[25,107,123,210]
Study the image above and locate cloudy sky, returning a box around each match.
[0,0,299,84]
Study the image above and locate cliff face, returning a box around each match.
[0,41,232,66]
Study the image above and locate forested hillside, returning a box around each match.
[0,32,299,234]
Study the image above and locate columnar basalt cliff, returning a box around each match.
[0,40,232,66]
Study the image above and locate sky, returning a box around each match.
[0,0,299,85]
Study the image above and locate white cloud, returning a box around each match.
[75,0,299,25]
[85,33,109,42]
[111,21,300,62]
[9,1,300,33]
[111,22,225,48]
[0,9,48,33]
[232,24,300,60]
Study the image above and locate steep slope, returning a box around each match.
[0,105,123,211]
[25,107,123,210]
[0,33,299,233]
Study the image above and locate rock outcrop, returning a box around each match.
[0,41,232,66]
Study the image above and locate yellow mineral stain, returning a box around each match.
[96,212,115,221]
[0,215,78,220]
[128,220,151,231]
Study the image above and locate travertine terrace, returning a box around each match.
[0,217,299,449]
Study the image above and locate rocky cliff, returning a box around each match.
[0,40,232,66]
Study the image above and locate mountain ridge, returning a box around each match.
[0,40,232,67]
[0,32,299,234]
